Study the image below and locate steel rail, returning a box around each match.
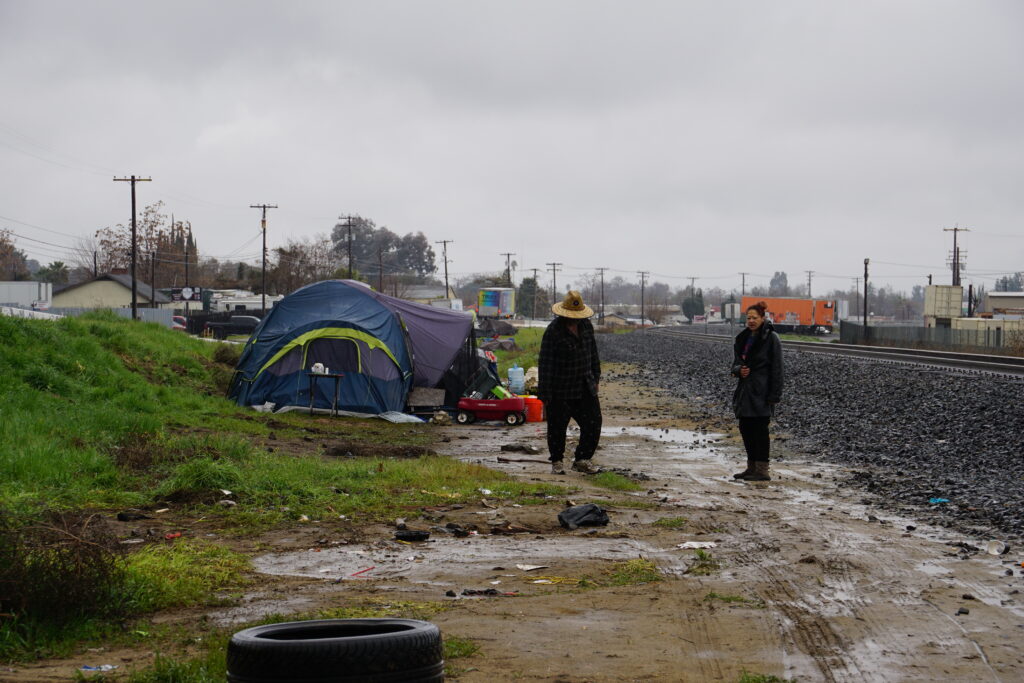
[645,328,1024,376]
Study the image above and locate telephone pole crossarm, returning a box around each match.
[252,204,279,315]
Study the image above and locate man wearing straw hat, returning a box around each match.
[537,290,602,474]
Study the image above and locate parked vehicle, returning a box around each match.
[171,315,187,331]
[740,296,837,334]
[203,315,261,340]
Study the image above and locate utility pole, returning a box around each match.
[113,175,152,320]
[546,262,562,314]
[378,246,385,292]
[500,252,515,286]
[337,215,356,279]
[863,258,870,340]
[805,270,814,298]
[638,271,649,328]
[528,267,540,321]
[251,204,278,315]
[93,250,98,278]
[435,239,453,298]
[943,225,970,286]
[739,272,748,296]
[184,221,192,316]
[150,252,156,308]
[596,267,608,324]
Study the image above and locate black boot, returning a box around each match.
[745,461,770,482]
[732,458,754,480]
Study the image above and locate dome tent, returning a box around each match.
[229,280,474,415]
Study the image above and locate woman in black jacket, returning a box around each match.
[731,301,784,481]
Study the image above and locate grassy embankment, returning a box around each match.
[0,312,563,670]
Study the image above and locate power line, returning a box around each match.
[251,204,279,315]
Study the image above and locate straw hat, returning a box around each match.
[552,290,594,319]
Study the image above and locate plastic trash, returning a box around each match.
[508,365,525,394]
[929,498,950,504]
[395,530,430,542]
[985,540,1009,555]
[677,541,717,549]
[515,564,549,572]
[558,503,610,530]
[80,665,118,672]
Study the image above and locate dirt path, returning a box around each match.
[426,366,1024,682]
[7,366,1023,681]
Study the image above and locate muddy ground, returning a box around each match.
[8,364,1024,682]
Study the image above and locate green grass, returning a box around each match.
[653,516,688,529]
[605,558,662,586]
[0,313,567,661]
[704,592,764,608]
[494,327,543,376]
[589,471,644,491]
[687,549,720,576]
[124,539,252,612]
[778,333,825,342]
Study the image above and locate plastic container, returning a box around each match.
[523,396,545,422]
[508,364,525,394]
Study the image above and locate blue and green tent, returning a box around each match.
[228,280,474,415]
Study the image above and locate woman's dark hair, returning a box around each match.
[746,301,768,316]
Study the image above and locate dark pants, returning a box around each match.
[738,416,770,462]
[545,393,602,462]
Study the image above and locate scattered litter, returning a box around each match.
[529,575,581,585]
[985,540,1009,555]
[479,488,492,495]
[489,580,502,585]
[350,566,375,577]
[497,456,550,464]
[677,542,717,549]
[500,444,541,455]
[532,579,553,584]
[515,564,549,572]
[119,538,145,545]
[395,518,407,530]
[220,489,232,496]
[490,522,538,534]
[962,593,975,600]
[116,510,150,522]
[956,607,970,615]
[480,499,497,509]
[298,515,310,523]
[460,588,519,597]
[80,665,118,672]
[217,499,237,508]
[929,498,950,504]
[155,508,170,513]
[164,532,182,540]
[394,530,430,542]
[558,503,610,530]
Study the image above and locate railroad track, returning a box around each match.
[645,327,1024,377]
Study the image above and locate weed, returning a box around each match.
[589,471,644,492]
[687,549,720,576]
[704,592,764,608]
[124,539,251,612]
[605,558,662,586]
[444,635,481,659]
[493,327,543,376]
[653,516,688,529]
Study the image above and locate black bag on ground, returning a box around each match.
[558,503,610,530]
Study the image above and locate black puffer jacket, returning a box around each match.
[731,320,784,418]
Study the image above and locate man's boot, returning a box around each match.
[732,458,754,480]
[745,461,770,482]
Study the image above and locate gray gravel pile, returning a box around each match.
[599,331,1024,541]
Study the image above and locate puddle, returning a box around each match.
[252,535,691,585]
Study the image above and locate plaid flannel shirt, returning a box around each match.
[537,317,601,400]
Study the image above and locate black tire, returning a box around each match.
[516,412,527,425]
[227,618,444,683]
[504,413,518,425]
[456,411,474,424]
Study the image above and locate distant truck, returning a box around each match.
[203,315,261,340]
[477,287,516,319]
[741,296,837,334]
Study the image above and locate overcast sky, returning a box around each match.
[1,0,1022,295]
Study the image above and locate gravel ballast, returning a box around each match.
[599,330,1024,541]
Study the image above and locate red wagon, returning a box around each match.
[456,396,527,425]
